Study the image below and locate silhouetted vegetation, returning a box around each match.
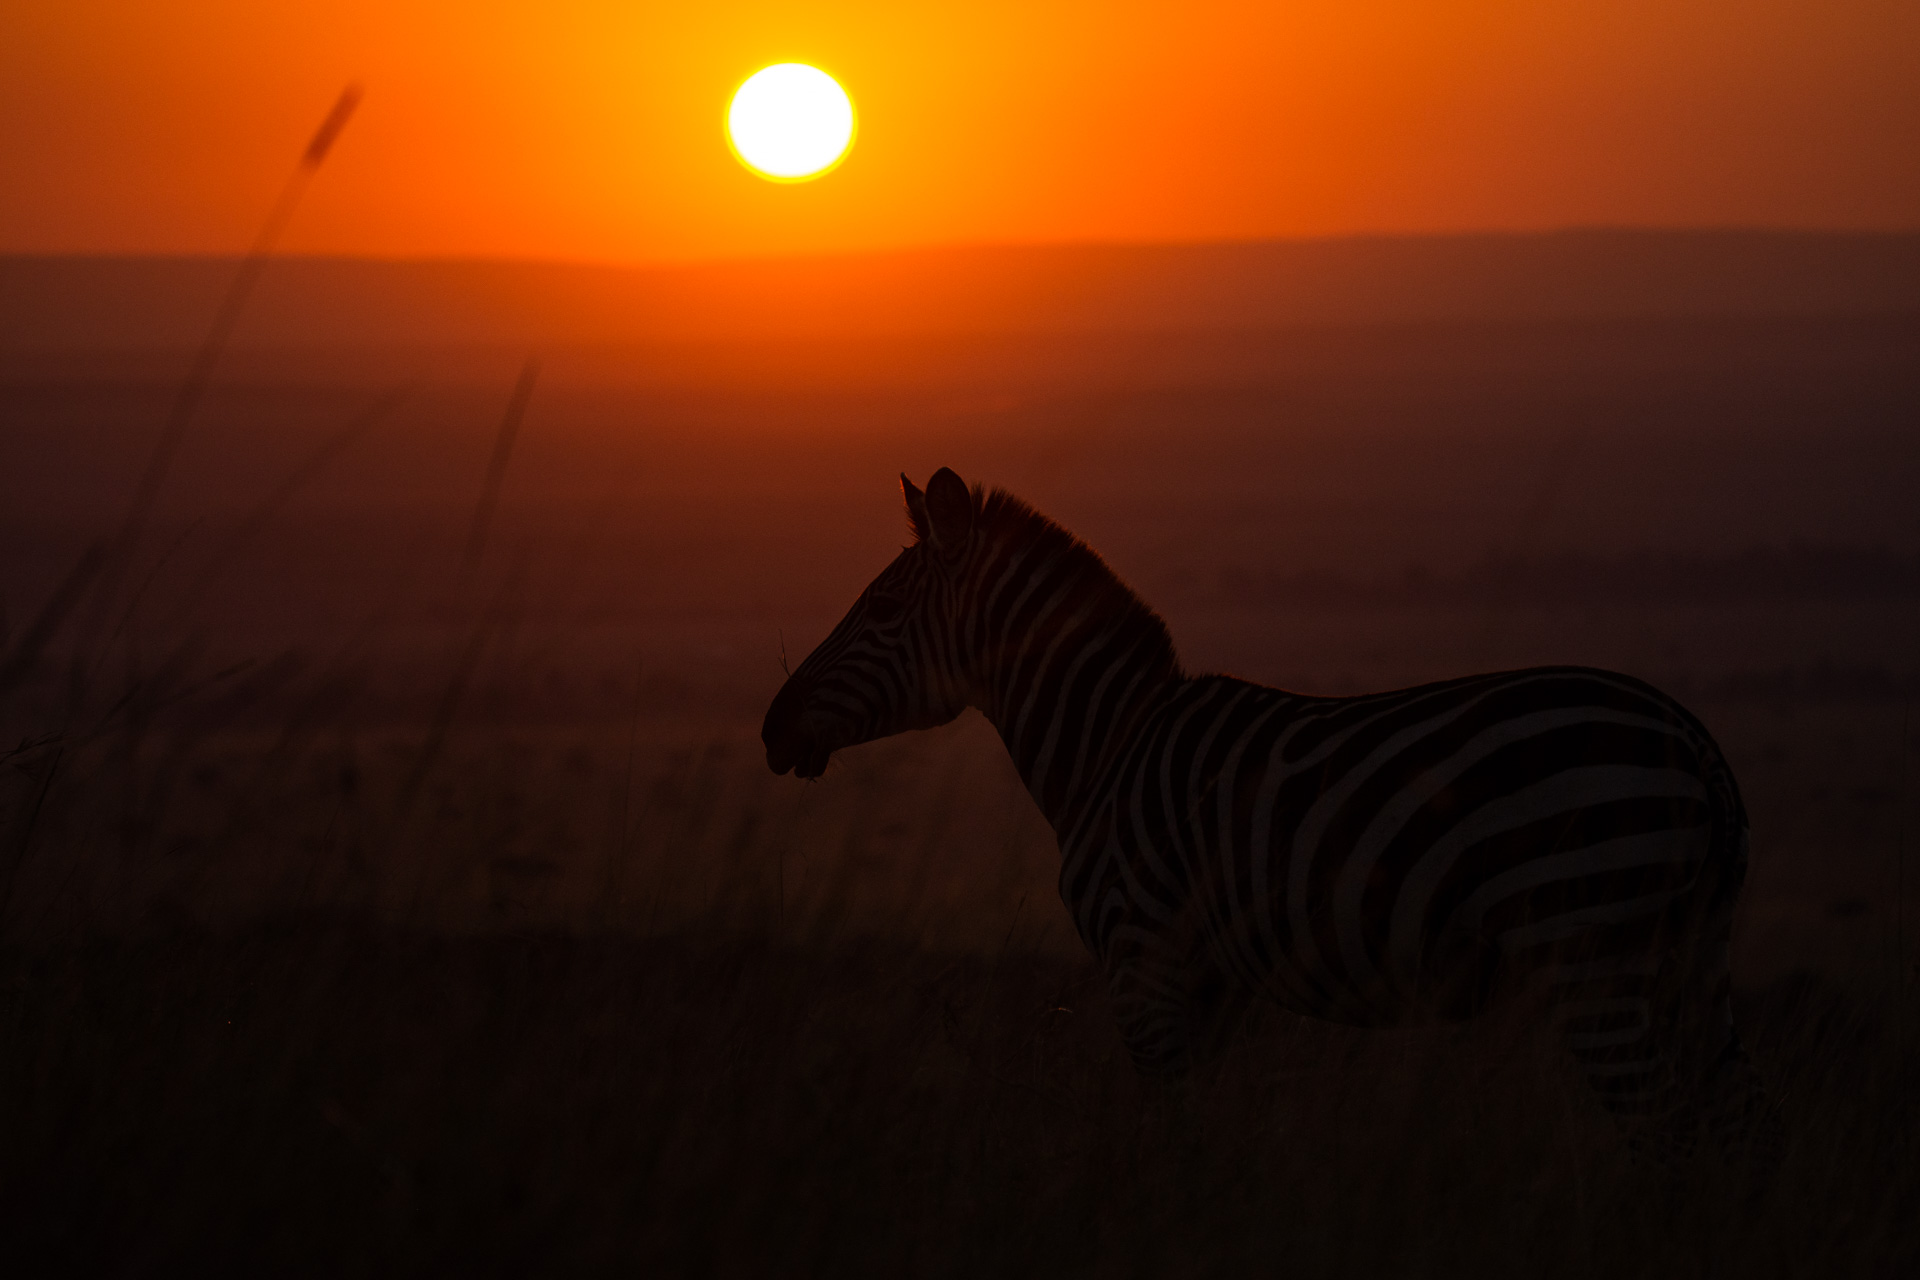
[3,304,1918,1271]
[2,913,1914,1273]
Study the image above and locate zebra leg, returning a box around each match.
[1102,933,1207,1079]
[1554,970,1701,1167]
[1665,823,1780,1168]
[1687,762,1780,1167]
[1698,1027,1780,1167]
[1678,931,1781,1168]
[1556,908,1777,1167]
[1633,950,1780,1170]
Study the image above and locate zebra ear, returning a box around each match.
[902,472,932,544]
[924,467,974,556]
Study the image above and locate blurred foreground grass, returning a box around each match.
[0,653,1916,1273]
[0,912,1912,1272]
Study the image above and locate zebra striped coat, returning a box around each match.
[762,468,1773,1162]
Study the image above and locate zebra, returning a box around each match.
[761,467,1776,1164]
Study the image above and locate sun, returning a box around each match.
[727,64,856,183]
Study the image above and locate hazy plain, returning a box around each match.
[2,257,1916,1269]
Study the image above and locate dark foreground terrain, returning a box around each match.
[2,919,1913,1275]
[3,266,1919,1271]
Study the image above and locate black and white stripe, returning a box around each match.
[763,468,1774,1163]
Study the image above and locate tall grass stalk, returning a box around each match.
[64,85,363,715]
[1900,699,1911,1086]
[114,83,364,565]
[463,359,541,575]
[0,547,105,700]
[601,658,647,931]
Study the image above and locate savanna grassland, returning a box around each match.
[2,306,1918,1273]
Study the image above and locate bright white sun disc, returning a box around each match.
[727,63,855,181]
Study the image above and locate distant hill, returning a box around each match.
[4,230,1919,351]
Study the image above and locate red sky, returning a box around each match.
[3,1,1916,263]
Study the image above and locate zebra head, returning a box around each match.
[762,467,976,778]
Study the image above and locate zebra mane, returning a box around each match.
[972,485,1185,679]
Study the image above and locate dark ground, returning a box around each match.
[1,925,1910,1275]
[2,310,1918,1272]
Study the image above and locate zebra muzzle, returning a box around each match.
[762,676,832,778]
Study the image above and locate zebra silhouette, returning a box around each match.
[762,467,1775,1163]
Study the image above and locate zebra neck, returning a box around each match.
[970,597,1181,841]
[954,495,1184,840]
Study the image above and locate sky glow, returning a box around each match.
[1,1,1915,261]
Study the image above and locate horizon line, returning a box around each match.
[8,224,1920,274]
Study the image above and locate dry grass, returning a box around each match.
[2,317,1917,1271]
[0,908,1911,1273]
[0,660,1915,1273]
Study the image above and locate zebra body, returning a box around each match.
[762,468,1772,1161]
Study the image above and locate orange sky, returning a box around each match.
[3,1,1916,263]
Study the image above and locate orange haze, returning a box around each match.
[3,1,1917,262]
